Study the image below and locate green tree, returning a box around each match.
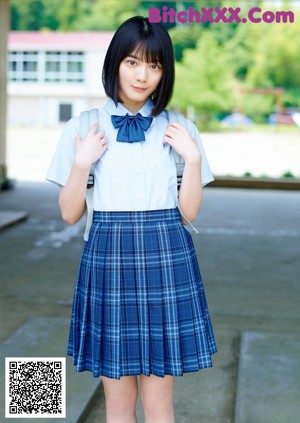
[223,22,261,81]
[56,0,81,31]
[169,24,202,62]
[247,22,300,90]
[73,0,138,31]
[10,0,46,30]
[10,0,78,31]
[172,30,236,126]
[243,94,274,123]
[246,21,300,109]
[10,0,139,31]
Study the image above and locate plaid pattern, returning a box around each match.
[68,208,217,379]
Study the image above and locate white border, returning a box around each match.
[5,357,66,419]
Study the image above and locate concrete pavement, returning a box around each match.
[1,182,300,422]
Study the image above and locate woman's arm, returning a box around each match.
[164,122,202,222]
[59,124,108,224]
[177,156,202,222]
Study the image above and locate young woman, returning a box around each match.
[47,16,217,423]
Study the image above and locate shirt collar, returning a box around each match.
[105,97,154,117]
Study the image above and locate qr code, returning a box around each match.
[5,357,66,418]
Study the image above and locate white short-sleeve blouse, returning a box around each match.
[46,98,214,212]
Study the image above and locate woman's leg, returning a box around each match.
[101,375,138,423]
[140,374,175,423]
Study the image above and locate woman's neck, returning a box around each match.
[120,98,148,115]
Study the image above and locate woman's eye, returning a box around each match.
[151,63,161,70]
[128,60,136,66]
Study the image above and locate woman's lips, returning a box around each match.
[132,86,147,92]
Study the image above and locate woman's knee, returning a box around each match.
[101,375,138,415]
[140,375,175,421]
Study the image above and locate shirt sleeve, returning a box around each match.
[186,120,214,187]
[46,117,80,187]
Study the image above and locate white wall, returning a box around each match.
[8,48,107,126]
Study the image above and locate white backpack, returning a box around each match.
[80,109,198,241]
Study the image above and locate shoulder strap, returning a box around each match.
[165,110,185,167]
[166,110,187,127]
[80,108,99,179]
[80,109,99,241]
[80,108,98,137]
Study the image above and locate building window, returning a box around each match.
[8,51,84,83]
[45,51,84,82]
[59,104,72,122]
[9,51,38,82]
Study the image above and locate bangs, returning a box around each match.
[130,38,164,65]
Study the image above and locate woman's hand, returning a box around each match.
[59,123,107,225]
[75,123,108,169]
[163,122,201,165]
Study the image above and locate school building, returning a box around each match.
[7,32,113,126]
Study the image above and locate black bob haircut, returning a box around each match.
[102,16,175,116]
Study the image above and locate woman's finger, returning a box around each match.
[168,122,181,129]
[97,130,105,140]
[99,137,107,146]
[88,122,98,135]
[164,127,179,138]
[163,135,175,145]
[167,124,180,132]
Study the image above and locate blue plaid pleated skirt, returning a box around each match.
[67,208,217,379]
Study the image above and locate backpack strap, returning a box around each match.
[165,110,199,234]
[165,110,185,173]
[80,108,99,241]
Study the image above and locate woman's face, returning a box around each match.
[118,52,163,114]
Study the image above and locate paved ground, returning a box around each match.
[1,182,299,422]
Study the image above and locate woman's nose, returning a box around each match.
[136,65,147,81]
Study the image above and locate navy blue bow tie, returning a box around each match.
[111,113,153,143]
